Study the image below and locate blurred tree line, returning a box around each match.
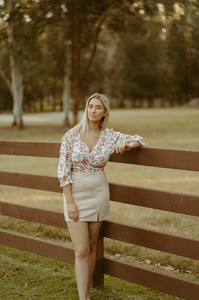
[0,0,199,127]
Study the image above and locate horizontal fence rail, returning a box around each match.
[1,140,199,299]
[1,171,199,217]
[0,229,75,264]
[0,141,60,158]
[1,140,199,171]
[1,201,199,260]
[104,258,199,300]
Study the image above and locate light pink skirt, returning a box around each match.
[63,171,110,222]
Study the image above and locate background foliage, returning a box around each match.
[0,0,199,115]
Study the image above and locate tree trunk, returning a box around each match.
[71,24,81,126]
[131,98,135,108]
[139,98,144,108]
[148,97,153,108]
[63,41,71,126]
[10,51,24,128]
[0,66,13,97]
[161,97,166,107]
[119,98,125,108]
[73,73,80,125]
[39,98,43,112]
[70,14,106,125]
[7,0,24,129]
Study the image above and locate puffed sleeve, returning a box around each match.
[111,129,145,147]
[58,131,73,187]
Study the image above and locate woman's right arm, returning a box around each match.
[63,185,79,222]
[58,133,79,222]
[58,133,74,187]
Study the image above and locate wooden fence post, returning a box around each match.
[92,223,104,286]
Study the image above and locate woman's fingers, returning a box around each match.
[67,202,79,221]
[68,209,79,221]
[116,142,128,154]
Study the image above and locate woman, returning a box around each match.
[58,93,145,300]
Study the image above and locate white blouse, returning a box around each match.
[58,128,145,187]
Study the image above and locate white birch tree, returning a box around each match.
[0,66,13,97]
[7,0,24,128]
[63,40,71,126]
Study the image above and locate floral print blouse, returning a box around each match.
[58,128,145,187]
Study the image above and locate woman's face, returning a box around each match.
[87,98,107,124]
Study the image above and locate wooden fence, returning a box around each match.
[0,140,199,299]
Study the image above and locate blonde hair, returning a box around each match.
[70,93,110,138]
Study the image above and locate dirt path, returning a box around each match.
[0,107,196,125]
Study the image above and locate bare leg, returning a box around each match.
[67,221,102,300]
[87,222,102,298]
[67,222,90,300]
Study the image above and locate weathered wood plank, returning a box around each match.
[0,201,66,228]
[110,147,199,171]
[93,259,104,287]
[0,171,61,193]
[0,229,103,264]
[104,257,199,300]
[104,221,199,260]
[1,141,199,171]
[109,183,199,217]
[0,141,60,158]
[93,225,104,286]
[0,229,75,264]
[1,172,199,217]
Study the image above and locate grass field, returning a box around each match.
[0,107,199,299]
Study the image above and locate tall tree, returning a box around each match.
[40,0,124,124]
[63,40,71,126]
[7,0,24,128]
[65,0,109,124]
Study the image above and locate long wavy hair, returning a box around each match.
[70,93,110,138]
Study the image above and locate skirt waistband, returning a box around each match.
[71,170,105,177]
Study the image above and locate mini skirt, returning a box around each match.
[63,171,110,222]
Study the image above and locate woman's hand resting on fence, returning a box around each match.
[115,141,141,154]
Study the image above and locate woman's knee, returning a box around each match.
[75,246,90,259]
[89,239,97,253]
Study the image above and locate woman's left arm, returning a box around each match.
[114,131,145,154]
[115,140,141,154]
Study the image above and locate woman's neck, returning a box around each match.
[88,121,101,133]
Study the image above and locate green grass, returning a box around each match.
[0,107,199,299]
[0,245,182,300]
